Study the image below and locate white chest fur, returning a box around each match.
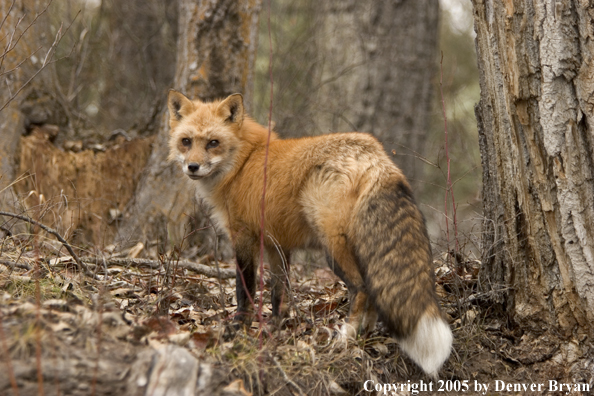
[194,181,229,236]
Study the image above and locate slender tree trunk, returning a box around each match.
[0,0,57,215]
[116,0,262,250]
[0,1,25,213]
[473,0,594,350]
[314,0,439,183]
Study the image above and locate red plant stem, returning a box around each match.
[0,310,19,396]
[439,52,460,258]
[91,274,105,396]
[33,214,44,396]
[258,0,274,338]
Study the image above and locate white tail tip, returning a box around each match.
[398,313,453,378]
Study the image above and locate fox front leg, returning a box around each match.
[234,238,258,325]
[267,245,290,319]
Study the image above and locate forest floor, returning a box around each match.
[0,226,592,396]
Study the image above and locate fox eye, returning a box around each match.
[206,140,219,149]
[181,138,191,147]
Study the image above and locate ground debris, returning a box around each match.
[1,235,592,395]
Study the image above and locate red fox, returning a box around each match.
[167,91,452,377]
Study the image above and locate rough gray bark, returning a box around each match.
[128,345,198,396]
[77,0,178,137]
[117,0,262,250]
[473,0,594,344]
[314,0,439,183]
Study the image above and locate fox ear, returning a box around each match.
[168,90,194,128]
[216,94,244,128]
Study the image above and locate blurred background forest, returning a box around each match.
[253,0,480,255]
[1,0,481,257]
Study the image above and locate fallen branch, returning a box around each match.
[0,259,32,271]
[176,260,235,279]
[78,257,235,279]
[0,211,92,276]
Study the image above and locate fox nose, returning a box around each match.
[187,163,200,173]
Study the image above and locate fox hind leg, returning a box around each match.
[324,237,377,336]
[301,177,375,335]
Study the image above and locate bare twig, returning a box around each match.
[0,0,53,73]
[0,211,91,276]
[0,46,43,78]
[0,1,17,37]
[0,4,80,113]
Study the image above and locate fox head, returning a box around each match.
[167,90,244,181]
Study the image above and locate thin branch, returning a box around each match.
[0,211,91,276]
[0,0,17,43]
[450,164,480,189]
[0,5,80,114]
[0,46,43,78]
[0,11,25,73]
[0,0,54,71]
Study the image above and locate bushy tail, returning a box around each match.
[351,177,452,377]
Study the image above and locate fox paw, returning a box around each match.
[339,322,357,339]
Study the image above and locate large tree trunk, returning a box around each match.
[78,0,179,137]
[116,0,262,250]
[473,0,594,348]
[314,0,439,183]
